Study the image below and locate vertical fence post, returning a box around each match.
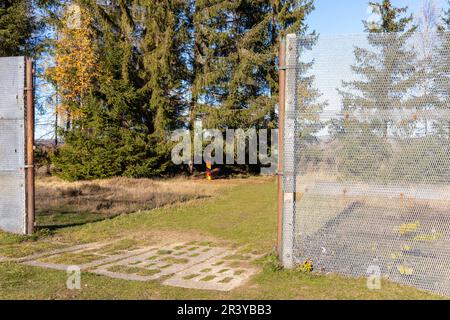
[277,38,286,256]
[25,58,35,234]
[281,34,298,268]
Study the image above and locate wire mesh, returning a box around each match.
[282,33,450,296]
[0,57,26,234]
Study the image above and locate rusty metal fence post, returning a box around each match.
[25,58,35,234]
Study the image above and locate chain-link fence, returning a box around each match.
[281,33,450,296]
[0,57,28,234]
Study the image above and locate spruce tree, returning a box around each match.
[433,2,450,135]
[339,0,418,137]
[52,0,191,179]
[0,0,58,57]
[189,0,315,174]
[444,2,450,28]
[0,0,33,56]
[52,0,317,179]
[336,1,421,181]
[190,0,315,130]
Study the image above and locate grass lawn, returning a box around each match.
[0,177,443,299]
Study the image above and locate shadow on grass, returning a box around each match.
[35,210,122,231]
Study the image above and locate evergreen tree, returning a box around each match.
[336,1,421,181]
[444,2,450,28]
[433,2,450,138]
[191,0,315,130]
[0,0,58,57]
[0,0,33,56]
[51,0,317,179]
[52,0,192,179]
[338,0,418,137]
[365,0,413,33]
[188,1,315,174]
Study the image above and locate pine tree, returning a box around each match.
[188,0,315,174]
[52,0,191,179]
[365,0,413,33]
[190,0,315,130]
[433,2,450,136]
[0,0,58,57]
[336,1,421,181]
[338,0,418,137]
[51,0,317,179]
[444,2,450,28]
[0,0,33,56]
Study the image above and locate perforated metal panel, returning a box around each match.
[0,57,26,234]
[282,33,450,296]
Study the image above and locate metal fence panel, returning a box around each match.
[282,33,450,296]
[0,57,26,234]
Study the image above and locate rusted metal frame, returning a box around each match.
[25,58,35,234]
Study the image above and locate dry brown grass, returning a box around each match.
[35,176,241,227]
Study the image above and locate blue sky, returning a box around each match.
[36,0,449,139]
[303,0,449,137]
[307,0,448,35]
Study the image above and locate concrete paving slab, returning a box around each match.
[14,239,262,292]
[15,243,104,262]
[162,252,258,291]
[91,243,228,281]
[22,243,156,271]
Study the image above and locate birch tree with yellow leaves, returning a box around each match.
[46,3,98,130]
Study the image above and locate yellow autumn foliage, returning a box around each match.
[46,6,98,124]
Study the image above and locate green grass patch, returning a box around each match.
[162,257,189,265]
[218,269,229,273]
[0,178,444,299]
[146,255,159,261]
[107,265,161,276]
[219,277,233,284]
[227,261,245,268]
[224,254,251,261]
[157,250,173,255]
[183,274,199,280]
[200,275,216,282]
[40,252,100,265]
[0,242,65,259]
[96,239,140,255]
